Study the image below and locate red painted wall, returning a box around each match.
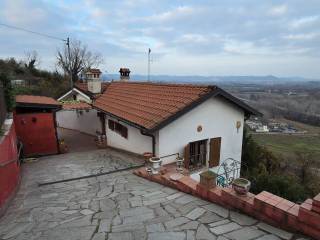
[0,121,20,214]
[14,113,58,156]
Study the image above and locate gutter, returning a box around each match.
[140,130,155,156]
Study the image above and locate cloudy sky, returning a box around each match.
[0,0,320,78]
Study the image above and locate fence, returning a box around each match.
[0,84,7,128]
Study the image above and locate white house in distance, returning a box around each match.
[92,69,260,172]
[56,68,109,135]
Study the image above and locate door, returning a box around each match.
[209,137,221,167]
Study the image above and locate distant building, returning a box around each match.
[255,125,269,133]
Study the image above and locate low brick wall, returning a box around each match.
[0,119,20,217]
[134,166,320,239]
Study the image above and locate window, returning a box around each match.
[108,119,128,139]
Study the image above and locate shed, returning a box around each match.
[14,95,62,157]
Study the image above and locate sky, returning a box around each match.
[0,0,320,78]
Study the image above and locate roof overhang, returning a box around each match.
[57,88,92,101]
[149,87,262,132]
[16,102,62,110]
[93,86,261,134]
[92,105,148,131]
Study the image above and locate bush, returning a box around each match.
[241,126,310,202]
[0,73,15,111]
[251,173,307,203]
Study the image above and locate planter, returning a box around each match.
[232,178,251,195]
[199,170,217,189]
[149,157,162,174]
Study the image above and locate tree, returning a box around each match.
[24,51,40,70]
[56,40,103,84]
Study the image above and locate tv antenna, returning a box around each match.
[147,48,151,81]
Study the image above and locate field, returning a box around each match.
[252,133,320,163]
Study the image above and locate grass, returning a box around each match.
[252,133,320,161]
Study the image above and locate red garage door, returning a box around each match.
[14,113,58,156]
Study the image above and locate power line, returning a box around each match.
[0,22,66,42]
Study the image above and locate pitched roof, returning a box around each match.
[62,102,92,110]
[16,95,61,108]
[74,82,110,96]
[93,82,261,131]
[86,68,101,74]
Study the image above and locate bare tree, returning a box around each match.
[24,50,40,70]
[56,40,103,83]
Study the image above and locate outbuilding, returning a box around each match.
[14,95,62,157]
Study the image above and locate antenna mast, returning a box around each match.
[148,48,151,81]
[66,37,73,88]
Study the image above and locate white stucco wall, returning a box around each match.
[157,96,245,165]
[56,109,101,135]
[105,116,153,155]
[76,93,92,103]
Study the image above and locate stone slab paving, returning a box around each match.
[0,150,310,240]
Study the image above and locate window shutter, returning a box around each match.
[122,126,128,139]
[184,143,190,169]
[209,137,221,167]
[108,120,115,130]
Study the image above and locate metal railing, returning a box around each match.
[0,84,7,128]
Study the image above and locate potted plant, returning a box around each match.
[199,170,217,189]
[149,157,162,174]
[232,178,251,195]
[59,139,68,154]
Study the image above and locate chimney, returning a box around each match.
[86,68,102,94]
[119,68,130,82]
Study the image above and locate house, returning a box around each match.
[56,68,109,135]
[58,68,109,103]
[14,95,62,156]
[92,69,260,172]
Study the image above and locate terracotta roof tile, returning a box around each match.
[86,68,102,74]
[93,82,214,130]
[62,102,92,110]
[16,95,61,106]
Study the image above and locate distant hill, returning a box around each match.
[102,74,319,85]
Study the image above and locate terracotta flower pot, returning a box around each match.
[232,178,251,195]
[199,170,217,189]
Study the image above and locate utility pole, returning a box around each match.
[148,48,151,82]
[66,37,72,89]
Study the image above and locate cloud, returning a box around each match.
[0,0,320,78]
[143,6,196,23]
[268,4,288,16]
[283,33,319,40]
[290,15,319,29]
[1,0,47,26]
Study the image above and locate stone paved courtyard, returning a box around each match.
[0,150,308,240]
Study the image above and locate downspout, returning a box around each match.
[140,130,155,156]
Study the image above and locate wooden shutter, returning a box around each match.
[184,143,190,169]
[209,137,221,167]
[122,126,128,139]
[108,120,115,131]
